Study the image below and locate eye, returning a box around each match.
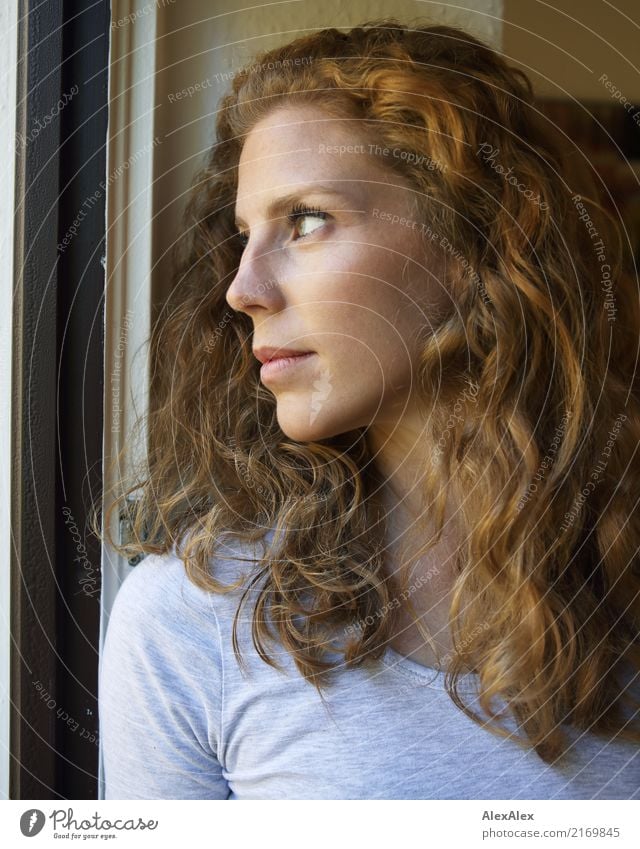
[287,202,329,240]
[234,202,329,250]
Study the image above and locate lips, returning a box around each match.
[258,351,316,382]
[253,346,313,364]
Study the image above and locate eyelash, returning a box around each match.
[235,202,329,248]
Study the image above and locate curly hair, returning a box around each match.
[95,18,640,763]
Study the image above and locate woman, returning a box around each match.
[97,19,640,799]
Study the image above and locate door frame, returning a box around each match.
[10,0,109,799]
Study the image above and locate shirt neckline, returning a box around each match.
[381,645,480,694]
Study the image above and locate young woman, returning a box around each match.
[98,19,640,799]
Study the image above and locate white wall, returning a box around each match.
[0,0,18,803]
[98,1,159,799]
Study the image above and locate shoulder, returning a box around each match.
[107,549,204,619]
[104,529,274,649]
[99,537,270,800]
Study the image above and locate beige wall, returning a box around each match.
[151,0,503,306]
[504,0,640,100]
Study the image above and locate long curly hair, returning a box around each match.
[95,18,640,763]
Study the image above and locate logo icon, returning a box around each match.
[20,809,45,837]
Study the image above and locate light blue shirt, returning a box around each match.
[99,533,640,799]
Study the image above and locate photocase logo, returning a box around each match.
[20,809,45,837]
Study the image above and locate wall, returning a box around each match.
[503,0,640,100]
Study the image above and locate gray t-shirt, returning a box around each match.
[99,533,640,800]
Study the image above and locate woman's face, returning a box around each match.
[226,105,450,443]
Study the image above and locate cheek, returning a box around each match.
[300,241,427,361]
[318,309,419,394]
[302,281,420,372]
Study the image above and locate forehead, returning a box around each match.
[234,105,401,219]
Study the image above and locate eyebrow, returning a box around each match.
[234,184,352,230]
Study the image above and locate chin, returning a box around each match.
[275,398,369,444]
[276,409,336,443]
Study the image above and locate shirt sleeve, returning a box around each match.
[99,553,230,800]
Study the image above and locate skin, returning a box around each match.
[226,105,460,667]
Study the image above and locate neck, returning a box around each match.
[365,414,462,613]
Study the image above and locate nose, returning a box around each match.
[225,235,281,315]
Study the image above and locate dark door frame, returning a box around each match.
[11,0,109,799]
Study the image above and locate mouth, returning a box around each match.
[253,346,314,364]
[258,351,316,382]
